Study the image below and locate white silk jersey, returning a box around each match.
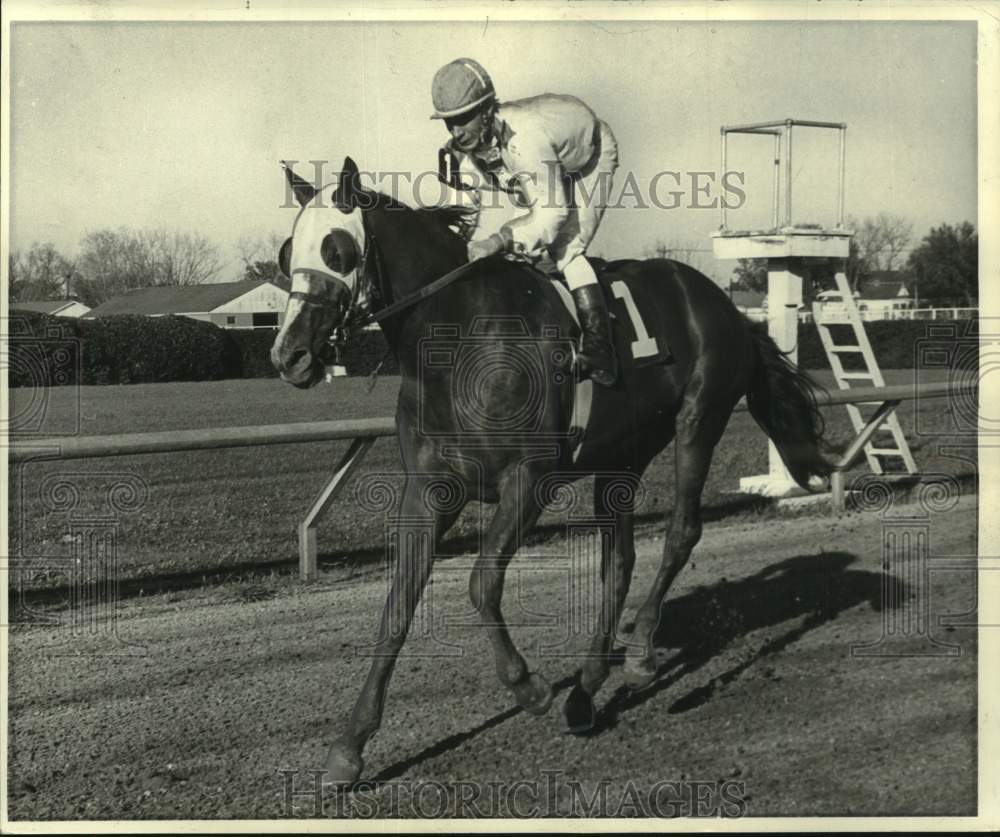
[454,93,617,260]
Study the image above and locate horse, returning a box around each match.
[270,156,832,784]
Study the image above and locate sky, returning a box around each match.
[8,17,980,285]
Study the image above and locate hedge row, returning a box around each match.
[6,310,975,388]
[6,312,402,387]
[8,312,240,387]
[796,319,977,371]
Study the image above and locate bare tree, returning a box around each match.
[8,243,75,302]
[76,227,224,305]
[236,232,284,268]
[235,231,286,284]
[144,230,224,286]
[76,229,152,305]
[235,232,285,269]
[844,213,914,291]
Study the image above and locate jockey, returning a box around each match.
[431,57,620,387]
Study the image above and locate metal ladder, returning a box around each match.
[812,269,917,476]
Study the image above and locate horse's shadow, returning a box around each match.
[582,550,883,734]
[372,549,886,780]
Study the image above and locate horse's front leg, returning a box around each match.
[323,476,462,785]
[469,480,553,715]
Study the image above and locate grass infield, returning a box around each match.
[8,368,976,593]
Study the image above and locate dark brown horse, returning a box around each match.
[270,157,831,784]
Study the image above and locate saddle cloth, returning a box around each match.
[536,257,674,370]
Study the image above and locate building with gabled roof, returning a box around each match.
[857,270,913,315]
[11,299,92,318]
[83,280,288,329]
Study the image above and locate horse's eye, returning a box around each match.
[320,229,359,275]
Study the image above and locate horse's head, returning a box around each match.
[271,156,480,388]
[270,157,371,389]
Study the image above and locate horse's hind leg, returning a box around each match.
[469,481,553,715]
[323,476,462,785]
[564,474,638,732]
[624,402,730,691]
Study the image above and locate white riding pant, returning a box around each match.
[549,119,619,288]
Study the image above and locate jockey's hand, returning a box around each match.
[467,227,513,262]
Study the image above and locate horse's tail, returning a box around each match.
[744,319,833,488]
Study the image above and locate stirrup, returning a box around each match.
[586,364,617,388]
[575,346,618,387]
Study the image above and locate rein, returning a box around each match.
[342,209,475,331]
[352,250,475,329]
[346,226,475,391]
[293,209,478,373]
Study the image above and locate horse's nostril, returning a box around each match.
[289,349,310,369]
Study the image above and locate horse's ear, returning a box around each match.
[282,161,317,208]
[333,156,362,213]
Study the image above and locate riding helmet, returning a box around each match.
[430,58,495,119]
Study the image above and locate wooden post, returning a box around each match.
[298,437,376,581]
[739,257,807,497]
[830,470,846,514]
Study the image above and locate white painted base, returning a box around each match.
[739,473,809,498]
[723,485,833,509]
[739,473,828,500]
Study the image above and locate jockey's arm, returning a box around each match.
[499,134,570,257]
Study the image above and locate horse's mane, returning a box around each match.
[417,204,480,242]
[360,189,479,244]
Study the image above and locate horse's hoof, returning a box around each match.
[563,685,597,733]
[622,656,658,691]
[322,743,364,787]
[512,672,554,716]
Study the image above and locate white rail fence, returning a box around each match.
[9,380,975,580]
[737,307,978,324]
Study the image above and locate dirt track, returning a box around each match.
[9,496,977,820]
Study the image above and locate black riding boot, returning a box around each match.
[571,284,618,387]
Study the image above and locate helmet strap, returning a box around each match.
[479,100,499,148]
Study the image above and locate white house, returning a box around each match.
[813,271,914,321]
[856,272,914,318]
[84,280,289,328]
[11,299,92,318]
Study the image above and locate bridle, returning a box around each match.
[283,179,494,373]
[286,202,389,364]
[287,204,479,361]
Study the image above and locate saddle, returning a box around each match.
[525,256,674,370]
[525,254,640,284]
